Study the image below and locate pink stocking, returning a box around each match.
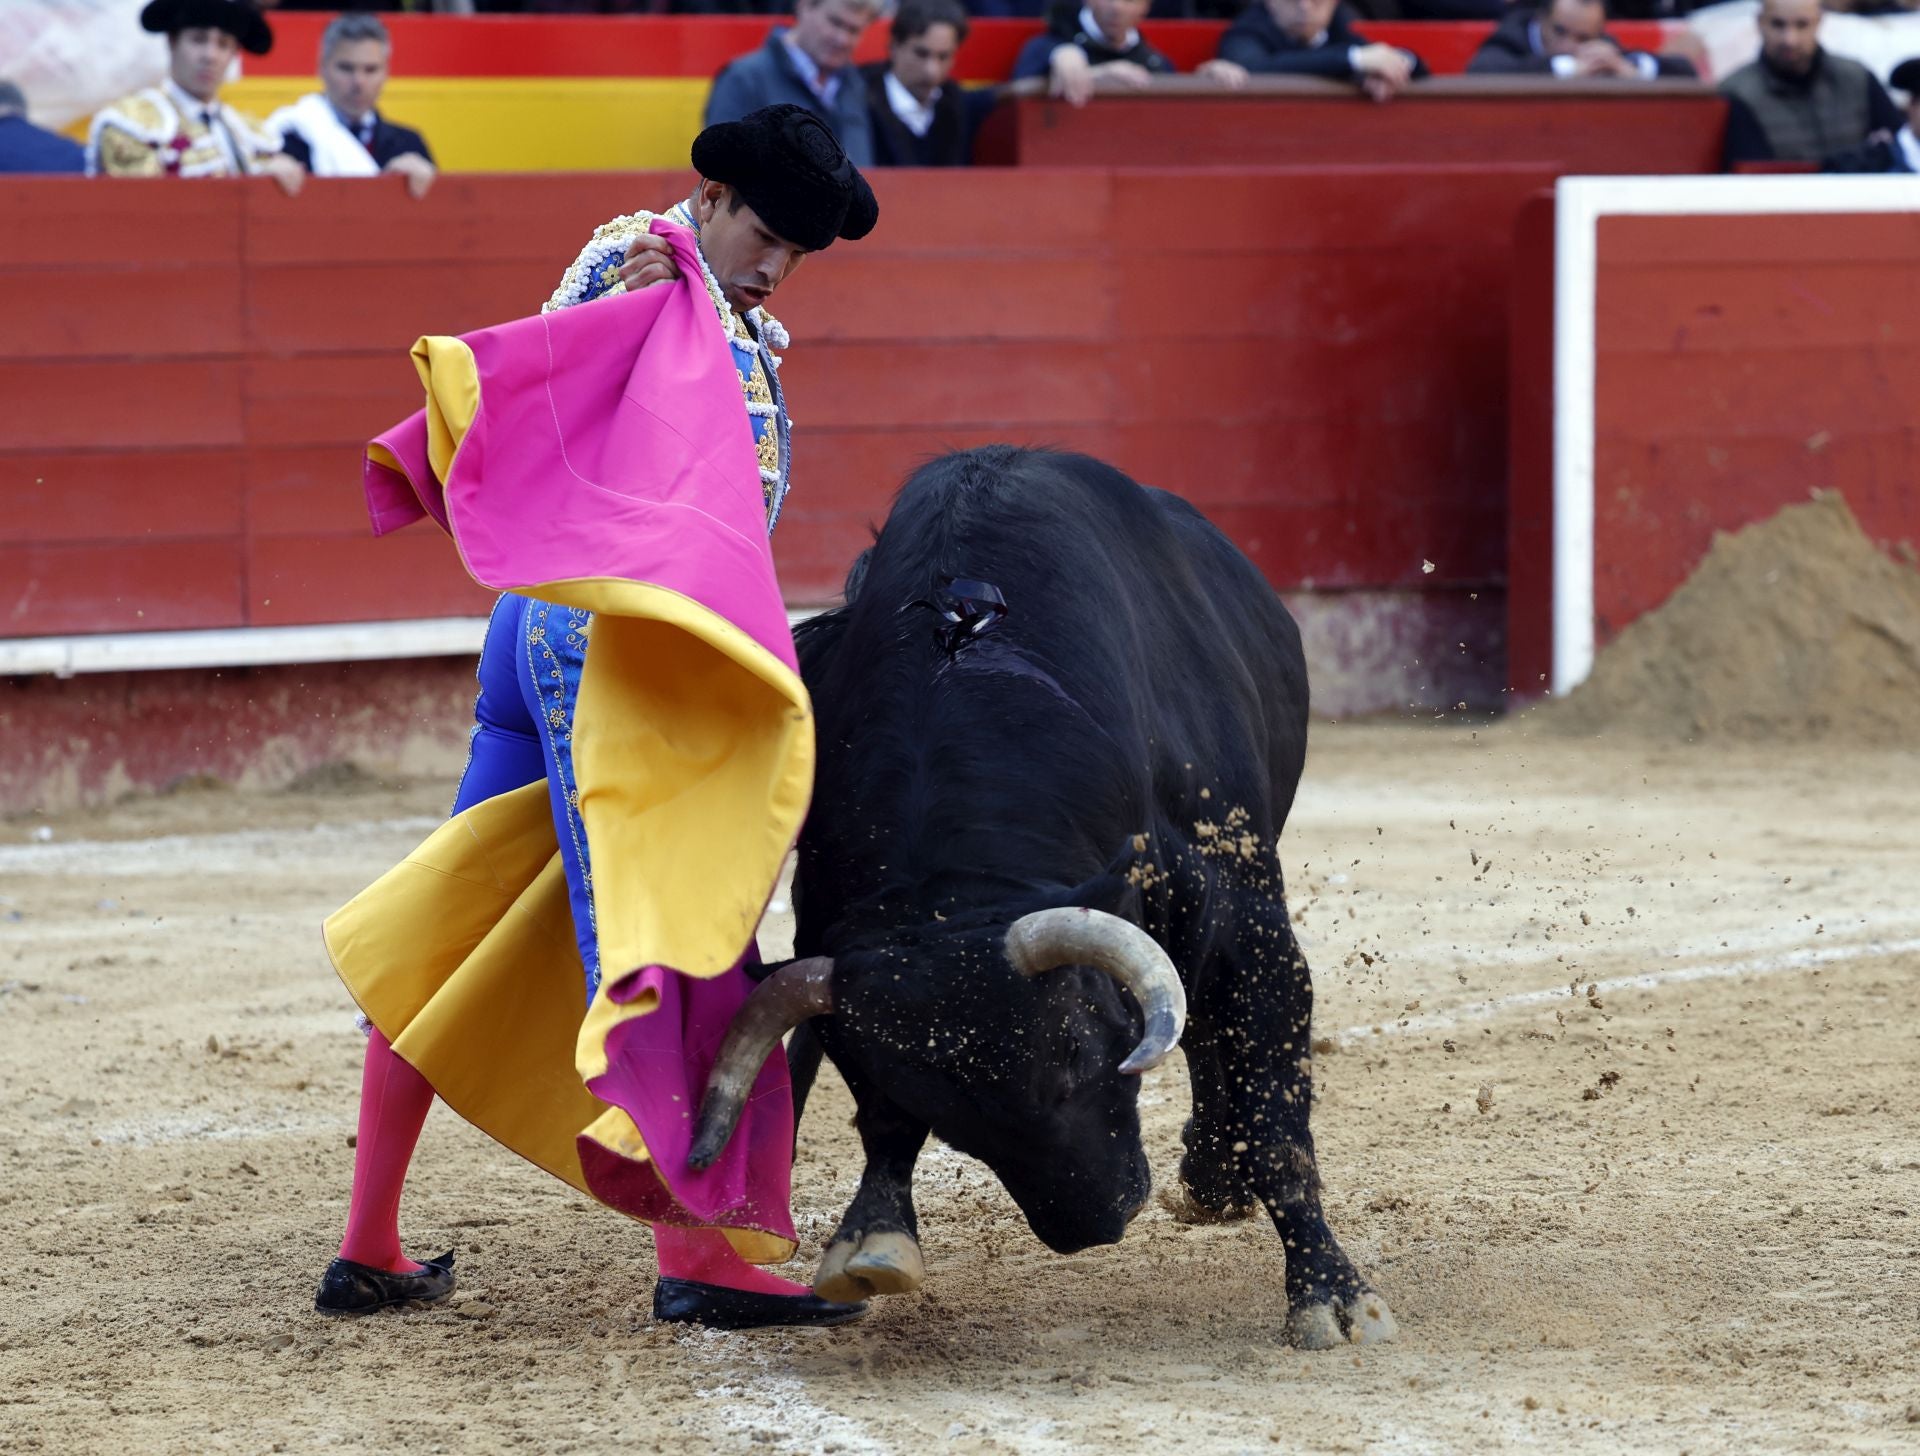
[653,1224,814,1297]
[337,1028,435,1274]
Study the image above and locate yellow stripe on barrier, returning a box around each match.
[223,77,713,172]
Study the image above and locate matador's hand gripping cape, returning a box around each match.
[324,220,811,1262]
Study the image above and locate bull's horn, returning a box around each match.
[1004,908,1187,1074]
[687,956,834,1170]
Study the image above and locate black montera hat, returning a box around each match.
[141,0,274,56]
[1891,57,1920,95]
[691,104,879,252]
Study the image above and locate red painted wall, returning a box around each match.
[1589,211,1920,645]
[0,658,479,810]
[242,13,1679,82]
[2,164,1553,640]
[1506,206,1920,694]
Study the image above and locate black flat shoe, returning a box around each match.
[314,1250,456,1316]
[652,1277,867,1330]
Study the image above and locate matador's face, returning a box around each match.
[170,27,239,104]
[693,181,811,316]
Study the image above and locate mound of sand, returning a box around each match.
[1556,492,1920,744]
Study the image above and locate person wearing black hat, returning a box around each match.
[1823,57,1920,171]
[315,105,879,1332]
[87,0,304,191]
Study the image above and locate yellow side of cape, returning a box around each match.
[322,330,811,1265]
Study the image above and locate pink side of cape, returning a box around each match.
[364,219,795,675]
[577,951,797,1240]
[361,220,798,1241]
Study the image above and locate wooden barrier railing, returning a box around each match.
[3,163,1559,642]
[1506,177,1920,696]
[976,75,1727,170]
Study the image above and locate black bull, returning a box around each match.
[691,446,1394,1347]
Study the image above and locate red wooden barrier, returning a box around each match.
[1,164,1560,645]
[1591,211,1920,645]
[1505,182,1920,696]
[976,77,1726,171]
[242,12,1678,82]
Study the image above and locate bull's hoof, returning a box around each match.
[814,1230,925,1302]
[1284,1290,1398,1350]
[1157,1181,1257,1226]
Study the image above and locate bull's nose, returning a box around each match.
[1029,1195,1138,1254]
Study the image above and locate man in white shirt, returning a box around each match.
[268,13,436,198]
[88,0,304,191]
[861,0,991,166]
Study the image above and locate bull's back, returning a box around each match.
[803,449,1308,875]
[869,448,1306,796]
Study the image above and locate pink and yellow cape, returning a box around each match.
[323,221,812,1263]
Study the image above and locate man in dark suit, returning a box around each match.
[706,0,882,168]
[0,82,85,174]
[1013,0,1248,103]
[1218,0,1429,100]
[269,12,436,196]
[1467,0,1697,78]
[861,0,993,165]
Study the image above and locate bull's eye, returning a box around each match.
[1045,1035,1091,1104]
[1042,1064,1075,1105]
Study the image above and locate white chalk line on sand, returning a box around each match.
[684,1336,896,1456]
[1336,928,1920,1044]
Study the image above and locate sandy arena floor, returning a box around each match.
[2,720,1917,1455]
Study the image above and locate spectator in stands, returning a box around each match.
[89,0,305,190]
[706,0,881,166]
[1720,0,1902,167]
[1013,0,1249,105]
[1823,56,1920,170]
[267,13,436,197]
[0,81,85,174]
[1467,0,1696,77]
[861,0,992,165]
[1218,0,1429,101]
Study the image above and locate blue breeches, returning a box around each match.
[452,593,602,999]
